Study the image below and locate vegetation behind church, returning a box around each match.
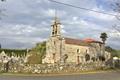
[27,41,46,64]
[105,46,120,58]
[0,48,27,57]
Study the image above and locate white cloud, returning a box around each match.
[44,9,67,18]
[73,16,78,21]
[61,25,65,29]
[0,23,49,40]
[44,9,55,17]
[61,29,67,34]
[36,0,42,4]
[108,31,120,38]
[88,7,116,21]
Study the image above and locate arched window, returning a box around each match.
[55,31,57,34]
[99,56,105,61]
[77,49,79,53]
[85,54,90,61]
[77,56,80,64]
[54,41,56,45]
[52,32,54,35]
[53,53,55,59]
[77,49,80,53]
[91,57,96,62]
[86,50,88,53]
[63,54,68,63]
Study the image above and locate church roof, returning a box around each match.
[64,37,102,46]
[83,38,102,43]
[65,38,83,44]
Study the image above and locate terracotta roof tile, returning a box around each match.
[64,37,102,46]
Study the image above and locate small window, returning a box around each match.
[55,31,57,34]
[53,53,55,59]
[77,49,79,53]
[54,41,56,45]
[52,32,54,35]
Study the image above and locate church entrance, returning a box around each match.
[85,54,90,62]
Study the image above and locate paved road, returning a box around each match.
[0,71,120,80]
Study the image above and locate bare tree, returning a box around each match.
[1,0,5,2]
[112,0,120,33]
[112,25,120,33]
[0,0,6,19]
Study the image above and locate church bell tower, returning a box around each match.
[51,15,61,37]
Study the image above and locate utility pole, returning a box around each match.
[0,43,1,49]
[0,0,6,20]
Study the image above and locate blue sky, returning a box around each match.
[0,0,120,49]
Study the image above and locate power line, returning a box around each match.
[113,25,120,32]
[48,0,117,17]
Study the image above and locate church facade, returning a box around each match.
[42,17,111,64]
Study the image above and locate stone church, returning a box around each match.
[42,17,111,64]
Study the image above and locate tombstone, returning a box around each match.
[1,51,7,57]
[0,51,9,72]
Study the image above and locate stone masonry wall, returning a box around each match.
[0,62,109,74]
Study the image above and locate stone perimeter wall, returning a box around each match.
[0,62,110,74]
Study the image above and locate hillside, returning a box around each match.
[117,50,120,57]
[105,46,120,57]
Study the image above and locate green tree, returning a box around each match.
[100,32,108,44]
[27,42,46,64]
[27,51,41,64]
[100,32,108,58]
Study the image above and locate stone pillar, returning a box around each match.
[53,53,56,63]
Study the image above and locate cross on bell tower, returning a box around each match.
[51,11,61,37]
